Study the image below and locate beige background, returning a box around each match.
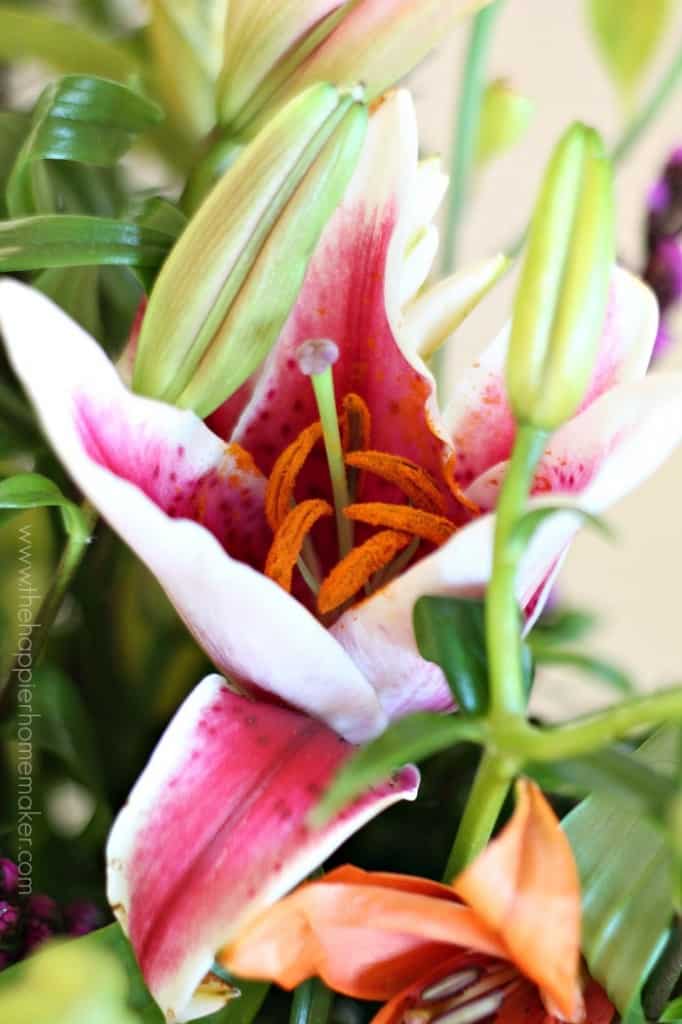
[411,1,682,716]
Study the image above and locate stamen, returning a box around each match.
[421,970,480,1002]
[265,421,323,531]
[344,503,456,546]
[345,451,447,514]
[317,530,412,615]
[429,992,504,1024]
[340,393,371,453]
[265,499,332,593]
[443,453,480,515]
[296,339,352,558]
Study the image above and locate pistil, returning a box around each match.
[296,339,353,558]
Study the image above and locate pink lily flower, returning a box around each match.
[2,91,682,1021]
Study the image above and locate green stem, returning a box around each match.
[485,424,548,718]
[506,38,682,260]
[442,749,516,880]
[642,916,682,1021]
[611,39,682,165]
[441,0,504,276]
[496,685,682,761]
[290,978,334,1024]
[0,502,96,716]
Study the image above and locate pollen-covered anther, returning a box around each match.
[317,529,413,615]
[443,453,480,515]
[345,451,447,514]
[344,502,456,546]
[340,392,371,453]
[265,421,323,531]
[295,338,340,377]
[265,499,333,593]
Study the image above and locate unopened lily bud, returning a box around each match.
[506,123,614,431]
[476,79,533,168]
[218,0,492,136]
[134,83,367,417]
[149,0,229,141]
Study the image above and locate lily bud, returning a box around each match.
[476,79,533,168]
[149,0,229,141]
[217,0,492,136]
[133,83,367,417]
[506,123,614,431]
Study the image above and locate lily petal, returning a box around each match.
[454,781,581,1020]
[0,279,386,742]
[108,677,419,1022]
[223,865,506,1000]
[231,91,455,512]
[444,267,659,489]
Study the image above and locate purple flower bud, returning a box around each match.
[0,860,18,896]
[644,238,682,310]
[0,899,20,939]
[23,915,55,954]
[26,893,58,922]
[63,900,101,937]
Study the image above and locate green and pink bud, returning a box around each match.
[133,82,367,417]
[217,0,492,136]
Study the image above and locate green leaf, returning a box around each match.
[510,504,612,556]
[311,712,483,825]
[0,112,29,217]
[413,596,489,714]
[530,649,635,694]
[530,744,676,819]
[0,215,174,274]
[35,266,103,338]
[563,728,677,1018]
[33,665,105,796]
[0,473,89,541]
[6,76,163,217]
[587,0,672,98]
[0,5,141,82]
[532,607,597,645]
[68,923,165,1022]
[662,995,682,1021]
[290,978,333,1024]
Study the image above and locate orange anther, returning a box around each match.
[265,499,332,593]
[344,502,456,546]
[264,421,323,531]
[345,451,446,514]
[340,392,371,453]
[317,530,412,615]
[443,452,480,515]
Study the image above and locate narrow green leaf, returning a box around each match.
[0,473,89,542]
[7,76,163,217]
[532,607,598,645]
[0,112,29,217]
[36,266,103,339]
[0,215,174,272]
[510,504,612,556]
[0,6,141,82]
[413,596,489,714]
[312,712,483,825]
[34,665,106,796]
[290,978,333,1024]
[587,0,672,98]
[530,648,635,694]
[530,744,676,819]
[662,995,682,1021]
[563,728,677,1018]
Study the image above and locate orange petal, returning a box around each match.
[222,866,507,1001]
[344,503,456,546]
[453,780,581,1021]
[345,451,447,514]
[265,499,332,592]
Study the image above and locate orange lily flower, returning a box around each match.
[221,781,614,1024]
